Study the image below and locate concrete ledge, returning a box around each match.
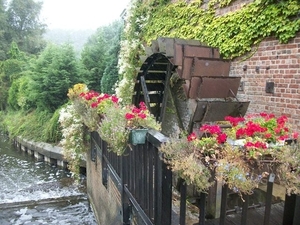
[14,137,86,168]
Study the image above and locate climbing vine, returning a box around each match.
[117,0,299,102]
[143,0,300,58]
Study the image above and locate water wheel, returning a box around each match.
[132,37,250,136]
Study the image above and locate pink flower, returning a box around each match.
[125,113,135,120]
[217,133,227,144]
[91,102,98,108]
[111,96,118,103]
[139,102,147,110]
[187,133,197,142]
[132,107,141,114]
[138,113,146,119]
[200,124,221,135]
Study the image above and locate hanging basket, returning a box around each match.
[129,128,149,145]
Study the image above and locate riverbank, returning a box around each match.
[14,136,86,170]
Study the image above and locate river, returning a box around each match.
[0,134,97,225]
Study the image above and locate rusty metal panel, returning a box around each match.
[182,57,194,80]
[192,101,250,122]
[184,45,214,58]
[174,43,183,66]
[196,77,241,98]
[193,58,231,77]
[189,77,202,99]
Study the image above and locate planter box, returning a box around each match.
[129,128,148,145]
[226,138,246,146]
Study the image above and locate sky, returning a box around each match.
[40,0,130,30]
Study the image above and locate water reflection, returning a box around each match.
[0,134,97,225]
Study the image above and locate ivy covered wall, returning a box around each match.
[117,0,300,129]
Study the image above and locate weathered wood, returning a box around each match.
[151,40,159,53]
[184,45,215,58]
[174,43,184,66]
[193,58,231,77]
[192,101,250,122]
[194,76,241,99]
[182,57,194,80]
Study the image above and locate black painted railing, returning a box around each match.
[90,130,300,225]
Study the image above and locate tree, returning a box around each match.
[101,21,123,94]
[30,43,81,112]
[5,0,46,55]
[0,42,29,110]
[0,0,7,60]
[81,20,123,92]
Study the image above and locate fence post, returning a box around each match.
[219,184,228,225]
[241,194,249,225]
[179,179,187,225]
[264,173,275,225]
[283,194,296,225]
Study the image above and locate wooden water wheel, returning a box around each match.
[132,37,250,136]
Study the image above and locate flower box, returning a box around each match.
[129,128,148,145]
[227,138,246,146]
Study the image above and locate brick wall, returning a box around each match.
[230,33,300,131]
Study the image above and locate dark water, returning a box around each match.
[0,134,97,225]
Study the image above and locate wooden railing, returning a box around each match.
[90,130,300,225]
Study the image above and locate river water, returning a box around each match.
[0,134,97,225]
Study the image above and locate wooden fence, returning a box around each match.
[90,130,300,225]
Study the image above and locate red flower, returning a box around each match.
[138,113,147,119]
[217,133,227,144]
[200,124,221,135]
[125,113,135,120]
[187,133,197,142]
[293,132,299,139]
[225,116,245,126]
[91,102,98,108]
[244,141,267,149]
[111,95,118,103]
[139,102,147,110]
[132,107,141,114]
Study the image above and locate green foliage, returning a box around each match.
[3,110,53,142]
[43,108,62,143]
[141,0,300,59]
[5,0,46,55]
[30,43,81,112]
[0,0,7,60]
[0,43,30,110]
[276,141,300,195]
[100,21,123,94]
[81,20,123,92]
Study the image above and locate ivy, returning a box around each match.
[142,0,300,59]
[117,0,299,102]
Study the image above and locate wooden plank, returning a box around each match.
[144,47,153,56]
[192,101,250,122]
[174,43,183,66]
[151,40,159,53]
[188,77,201,99]
[184,45,214,58]
[182,57,193,80]
[193,58,231,77]
[157,37,174,56]
[196,76,241,99]
[134,83,165,92]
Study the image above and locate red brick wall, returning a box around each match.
[230,33,300,131]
